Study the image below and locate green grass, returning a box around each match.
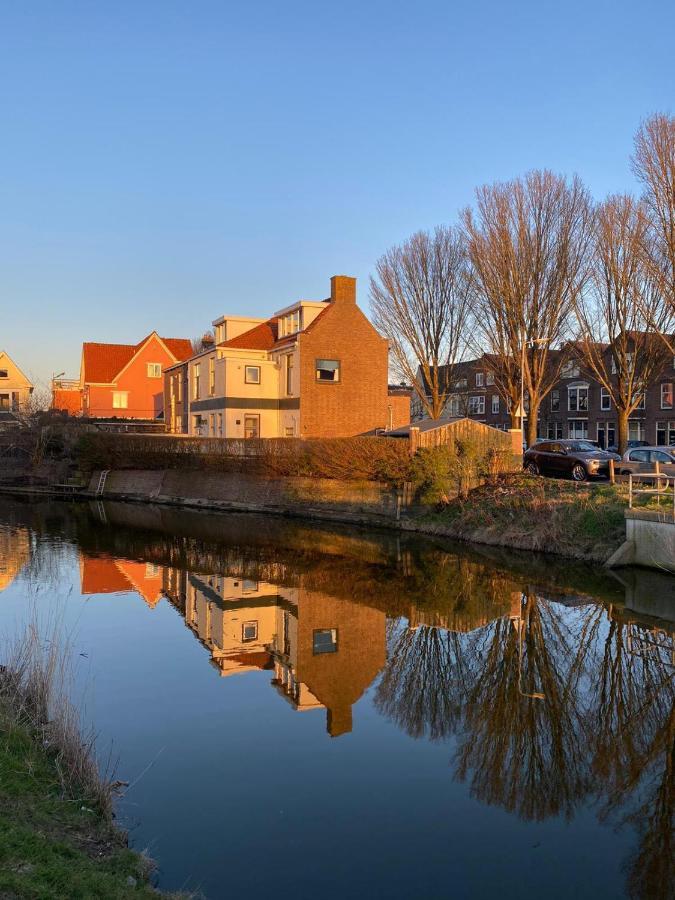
[0,711,161,899]
[418,473,631,561]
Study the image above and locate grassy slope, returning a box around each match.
[0,713,160,899]
[415,473,629,561]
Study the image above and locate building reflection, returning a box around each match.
[0,526,31,592]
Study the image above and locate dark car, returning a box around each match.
[523,440,621,482]
[607,439,649,454]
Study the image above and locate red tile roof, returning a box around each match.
[220,318,279,351]
[219,305,331,352]
[82,333,193,383]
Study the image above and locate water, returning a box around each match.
[0,496,673,900]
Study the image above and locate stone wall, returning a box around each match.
[88,468,402,523]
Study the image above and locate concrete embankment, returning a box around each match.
[605,509,675,574]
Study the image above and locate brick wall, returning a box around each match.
[298,276,392,437]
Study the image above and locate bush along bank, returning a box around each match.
[0,624,178,899]
[409,473,628,563]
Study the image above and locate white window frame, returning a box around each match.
[568,384,589,412]
[491,395,499,414]
[147,362,162,378]
[468,395,485,416]
[112,391,128,409]
[568,419,588,440]
[600,388,611,411]
[661,382,673,410]
[245,365,261,385]
[486,372,495,386]
[475,372,484,387]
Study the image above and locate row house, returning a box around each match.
[415,345,675,448]
[0,351,33,428]
[165,275,411,439]
[53,331,192,421]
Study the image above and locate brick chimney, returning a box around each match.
[330,275,356,305]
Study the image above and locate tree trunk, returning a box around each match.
[617,408,629,456]
[526,399,540,449]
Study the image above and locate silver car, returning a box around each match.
[617,445,675,476]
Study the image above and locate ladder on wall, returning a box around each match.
[95,470,110,496]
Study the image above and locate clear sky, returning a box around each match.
[2,0,674,386]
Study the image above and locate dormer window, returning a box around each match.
[280,309,302,337]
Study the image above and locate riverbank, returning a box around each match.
[0,630,173,898]
[0,470,634,564]
[408,474,628,562]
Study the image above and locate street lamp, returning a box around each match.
[512,595,546,701]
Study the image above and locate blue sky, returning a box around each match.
[2,0,674,385]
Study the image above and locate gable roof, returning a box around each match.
[0,351,33,387]
[82,332,193,383]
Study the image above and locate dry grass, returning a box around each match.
[0,614,115,819]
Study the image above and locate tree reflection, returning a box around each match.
[453,594,591,821]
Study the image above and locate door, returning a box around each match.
[547,443,569,475]
[244,415,260,439]
[597,424,606,450]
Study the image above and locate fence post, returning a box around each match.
[609,458,615,485]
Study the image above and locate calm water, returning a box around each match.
[0,497,673,900]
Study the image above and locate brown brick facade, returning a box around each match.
[297,276,394,438]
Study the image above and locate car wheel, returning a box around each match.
[524,461,539,476]
[572,464,587,482]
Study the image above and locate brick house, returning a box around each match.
[0,351,33,429]
[165,275,410,438]
[55,331,192,421]
[416,344,675,449]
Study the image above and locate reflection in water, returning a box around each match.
[2,497,674,898]
[0,525,31,592]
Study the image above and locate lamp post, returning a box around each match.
[512,593,546,701]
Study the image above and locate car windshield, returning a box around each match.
[566,441,597,452]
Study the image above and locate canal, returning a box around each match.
[0,496,673,899]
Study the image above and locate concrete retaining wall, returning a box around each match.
[88,469,401,523]
[606,510,675,574]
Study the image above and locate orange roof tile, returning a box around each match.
[220,318,279,350]
[82,333,192,383]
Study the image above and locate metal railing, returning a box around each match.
[628,470,675,520]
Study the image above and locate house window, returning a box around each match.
[245,365,261,385]
[600,388,611,411]
[568,419,588,440]
[217,413,223,437]
[629,420,646,442]
[547,421,563,440]
[550,390,560,411]
[193,414,204,435]
[597,422,616,450]
[475,372,484,387]
[176,374,182,402]
[242,580,259,593]
[0,370,7,379]
[561,361,580,378]
[192,364,200,400]
[656,421,675,445]
[635,392,645,410]
[661,383,673,409]
[486,373,495,386]
[145,563,160,578]
[491,395,500,414]
[242,621,258,642]
[284,424,295,437]
[313,628,338,655]
[285,355,294,395]
[209,414,215,436]
[316,359,340,382]
[453,378,467,390]
[468,395,485,415]
[112,392,128,409]
[244,415,260,439]
[147,363,162,378]
[568,385,588,412]
[209,358,215,396]
[0,394,9,410]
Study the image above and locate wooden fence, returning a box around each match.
[409,417,517,457]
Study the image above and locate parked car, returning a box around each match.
[523,440,621,481]
[616,446,675,476]
[607,439,649,454]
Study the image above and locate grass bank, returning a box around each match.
[410,473,630,562]
[0,623,173,899]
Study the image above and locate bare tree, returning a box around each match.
[632,113,675,326]
[463,170,593,446]
[370,226,472,420]
[574,195,672,455]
